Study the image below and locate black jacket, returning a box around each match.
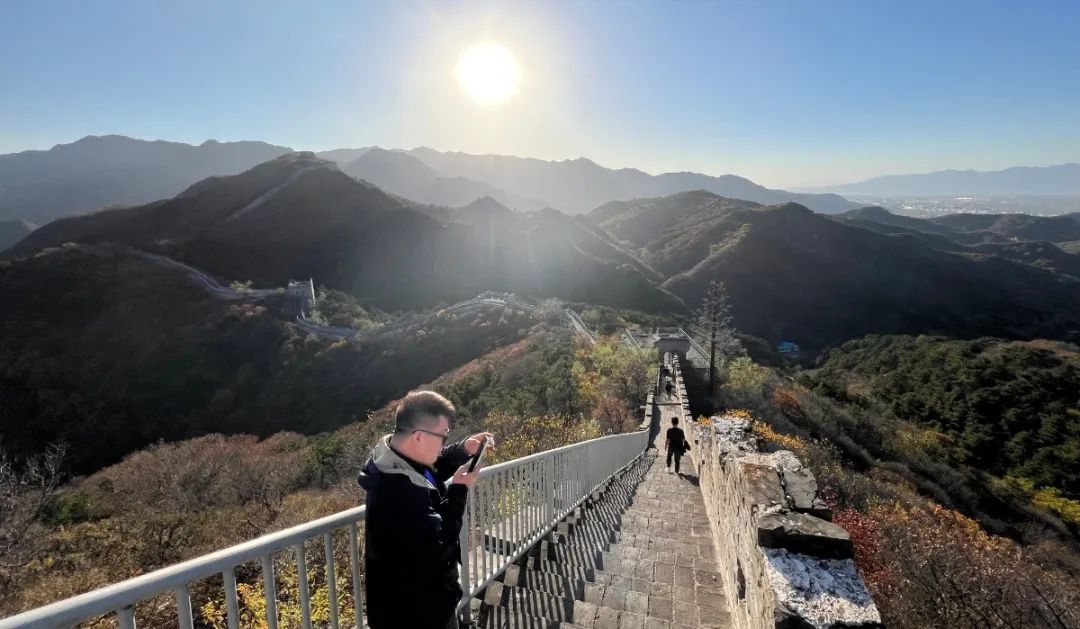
[666,426,687,453]
[357,435,472,628]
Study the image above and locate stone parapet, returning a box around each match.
[671,361,881,629]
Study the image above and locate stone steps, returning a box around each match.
[474,451,732,629]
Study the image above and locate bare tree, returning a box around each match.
[693,280,743,394]
[0,443,65,570]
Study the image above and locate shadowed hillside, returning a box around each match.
[591,192,1080,350]
[10,153,684,313]
[0,244,546,474]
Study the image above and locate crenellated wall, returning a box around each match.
[665,357,882,629]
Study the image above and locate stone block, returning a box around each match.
[602,586,629,611]
[619,611,646,629]
[808,497,833,522]
[648,596,673,620]
[482,581,505,606]
[574,600,598,627]
[584,582,606,605]
[595,606,620,629]
[757,512,854,559]
[625,591,650,615]
[671,600,696,625]
[503,563,523,585]
[781,467,819,512]
[648,582,672,598]
[741,463,786,507]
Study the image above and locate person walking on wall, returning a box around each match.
[665,416,688,474]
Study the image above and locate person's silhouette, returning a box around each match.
[665,416,687,474]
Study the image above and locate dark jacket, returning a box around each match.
[666,426,687,453]
[358,435,472,629]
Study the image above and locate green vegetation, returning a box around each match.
[591,192,1080,351]
[704,353,1080,628]
[573,304,679,336]
[308,287,389,331]
[0,330,654,620]
[437,332,655,439]
[0,247,538,474]
[807,335,1080,502]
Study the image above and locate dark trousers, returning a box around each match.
[666,448,683,472]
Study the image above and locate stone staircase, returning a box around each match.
[472,449,732,629]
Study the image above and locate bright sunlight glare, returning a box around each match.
[455,42,522,107]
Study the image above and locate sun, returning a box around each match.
[455,42,521,107]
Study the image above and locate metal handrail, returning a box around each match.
[456,430,648,621]
[677,327,709,360]
[1,430,651,629]
[0,506,367,629]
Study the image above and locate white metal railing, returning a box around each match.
[0,430,650,629]
[457,430,648,621]
[0,506,367,629]
[678,328,709,361]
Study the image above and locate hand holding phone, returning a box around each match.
[467,435,489,472]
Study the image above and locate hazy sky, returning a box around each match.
[2,0,1079,188]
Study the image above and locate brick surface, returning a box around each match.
[483,450,731,628]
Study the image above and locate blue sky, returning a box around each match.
[2,0,1078,187]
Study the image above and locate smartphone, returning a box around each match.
[467,436,489,472]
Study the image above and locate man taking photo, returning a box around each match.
[358,390,494,628]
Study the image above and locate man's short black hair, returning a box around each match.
[671,417,679,426]
[394,390,456,435]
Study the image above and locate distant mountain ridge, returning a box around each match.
[9,152,685,314]
[809,163,1080,196]
[837,205,1080,245]
[313,146,856,213]
[590,191,1080,349]
[0,219,34,252]
[0,135,293,224]
[339,148,526,209]
[0,135,855,226]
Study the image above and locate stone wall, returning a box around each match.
[668,358,882,629]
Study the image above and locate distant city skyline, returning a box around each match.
[2,0,1079,188]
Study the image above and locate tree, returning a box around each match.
[1,443,64,597]
[693,280,743,394]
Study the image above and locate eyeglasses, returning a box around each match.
[414,428,450,445]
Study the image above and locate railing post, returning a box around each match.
[261,554,279,629]
[545,454,556,525]
[174,586,194,629]
[295,543,312,629]
[324,533,340,629]
[223,568,240,629]
[349,524,363,628]
[117,606,136,629]
[459,491,473,625]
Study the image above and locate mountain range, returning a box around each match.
[10,153,1080,352]
[7,153,685,313]
[590,191,1080,348]
[0,135,293,224]
[0,241,546,474]
[0,135,855,227]
[837,205,1080,245]
[807,163,1080,196]
[330,145,856,213]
